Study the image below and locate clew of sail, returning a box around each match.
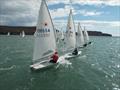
[33,0,57,62]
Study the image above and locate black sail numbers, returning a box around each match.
[37,28,50,37]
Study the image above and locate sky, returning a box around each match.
[0,0,120,36]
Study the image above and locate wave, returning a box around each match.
[0,65,16,71]
[78,55,87,59]
[11,50,25,53]
[0,57,11,65]
[112,83,120,90]
[56,56,72,69]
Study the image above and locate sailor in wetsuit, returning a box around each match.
[72,48,78,55]
[83,43,87,47]
[49,52,59,63]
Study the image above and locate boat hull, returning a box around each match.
[64,51,82,59]
[30,60,57,70]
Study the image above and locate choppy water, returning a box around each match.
[0,35,120,90]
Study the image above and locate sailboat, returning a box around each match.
[56,30,60,44]
[7,32,10,36]
[21,31,25,37]
[30,0,58,70]
[64,9,81,59]
[76,23,85,48]
[61,31,64,41]
[83,27,91,47]
[34,31,37,37]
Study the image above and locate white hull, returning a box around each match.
[30,60,57,70]
[64,51,82,59]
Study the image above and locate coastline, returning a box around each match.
[0,25,112,36]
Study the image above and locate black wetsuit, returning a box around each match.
[72,48,78,55]
[50,60,56,63]
[83,43,87,47]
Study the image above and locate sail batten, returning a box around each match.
[33,0,56,62]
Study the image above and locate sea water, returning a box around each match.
[0,35,120,90]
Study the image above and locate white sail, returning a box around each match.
[22,31,25,37]
[33,0,56,62]
[61,31,64,40]
[76,23,85,47]
[65,9,76,51]
[34,31,37,37]
[7,32,10,36]
[83,27,89,44]
[56,30,60,44]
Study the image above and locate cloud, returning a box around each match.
[50,8,103,19]
[54,19,120,28]
[0,0,119,26]
[78,10,103,16]
[50,5,76,19]
[0,0,40,26]
[47,0,120,6]
[53,19,120,36]
[0,0,119,36]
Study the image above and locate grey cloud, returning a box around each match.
[0,0,40,26]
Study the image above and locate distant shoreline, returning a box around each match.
[0,25,112,36]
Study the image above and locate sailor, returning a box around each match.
[83,43,87,47]
[72,48,78,55]
[50,52,59,63]
[88,41,92,44]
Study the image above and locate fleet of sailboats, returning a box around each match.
[29,0,91,70]
[0,0,91,70]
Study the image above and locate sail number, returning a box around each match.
[36,28,50,37]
